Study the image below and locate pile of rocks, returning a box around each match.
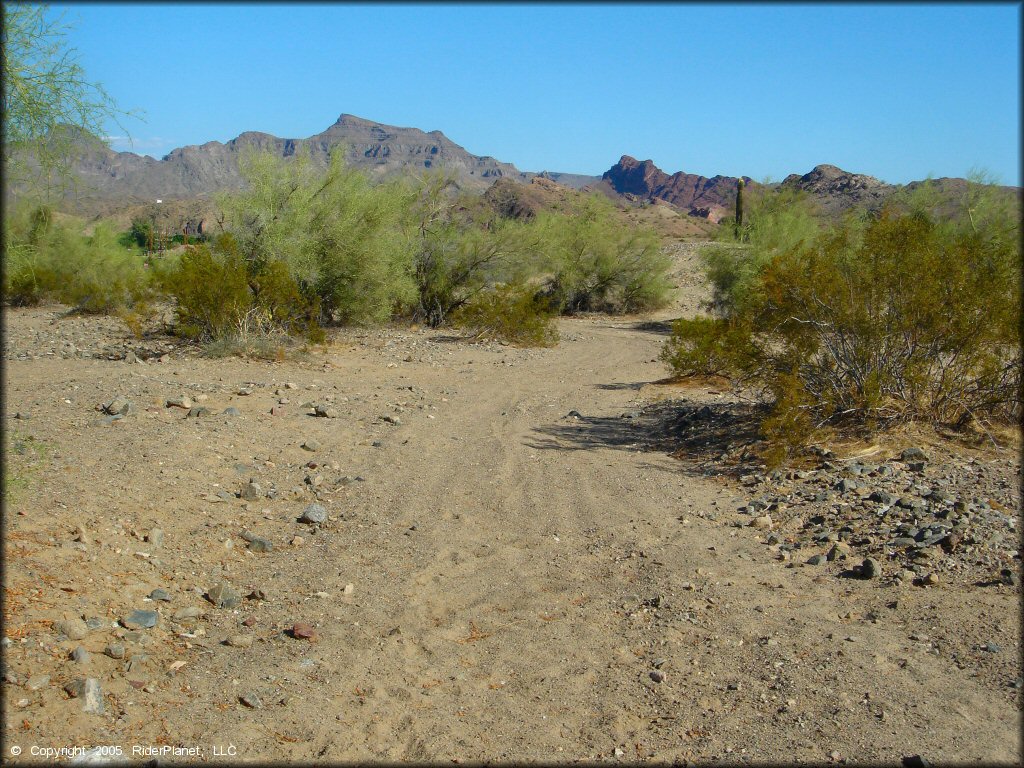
[730,446,1020,587]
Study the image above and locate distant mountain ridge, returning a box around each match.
[596,155,1019,222]
[8,113,1017,224]
[10,114,592,212]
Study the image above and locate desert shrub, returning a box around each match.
[217,147,415,326]
[664,207,1021,463]
[659,315,759,377]
[126,215,154,249]
[451,282,559,347]
[156,235,322,343]
[702,185,821,314]
[536,195,672,314]
[156,239,251,340]
[55,223,155,313]
[3,204,155,312]
[889,171,1021,248]
[410,174,542,327]
[3,203,61,305]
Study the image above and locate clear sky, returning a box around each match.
[47,2,1021,185]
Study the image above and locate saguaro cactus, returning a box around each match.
[735,178,745,235]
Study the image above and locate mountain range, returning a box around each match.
[7,113,1017,226]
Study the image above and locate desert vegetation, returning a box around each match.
[3,148,673,350]
[2,202,156,314]
[662,179,1022,463]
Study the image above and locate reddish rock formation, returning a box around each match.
[601,155,751,218]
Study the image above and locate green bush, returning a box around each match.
[664,206,1021,462]
[660,315,758,377]
[703,185,821,314]
[452,283,559,347]
[217,147,415,326]
[3,204,155,312]
[127,215,154,249]
[536,195,672,314]
[410,174,542,327]
[155,238,251,340]
[157,235,321,343]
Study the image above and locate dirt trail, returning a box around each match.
[2,306,1020,764]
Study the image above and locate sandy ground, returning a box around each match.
[2,245,1020,764]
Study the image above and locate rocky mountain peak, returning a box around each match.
[10,114,531,212]
[601,156,746,222]
[780,163,894,215]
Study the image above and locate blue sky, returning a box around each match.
[48,2,1021,185]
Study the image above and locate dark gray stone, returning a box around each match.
[900,448,929,462]
[239,481,262,501]
[104,644,125,659]
[247,537,273,553]
[861,558,882,579]
[122,610,159,629]
[300,503,327,525]
[889,537,917,548]
[104,396,134,416]
[207,582,242,609]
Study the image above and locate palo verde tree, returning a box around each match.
[2,3,137,193]
[409,172,542,327]
[212,147,416,327]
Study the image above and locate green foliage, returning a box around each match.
[127,216,154,249]
[664,205,1021,459]
[156,235,321,343]
[888,170,1020,248]
[156,238,251,340]
[2,4,138,191]
[537,194,671,314]
[758,371,816,468]
[3,430,51,506]
[452,283,559,347]
[659,316,758,377]
[56,224,155,313]
[216,148,415,325]
[410,173,542,327]
[2,204,155,312]
[704,185,822,314]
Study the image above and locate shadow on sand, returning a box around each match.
[525,397,767,477]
